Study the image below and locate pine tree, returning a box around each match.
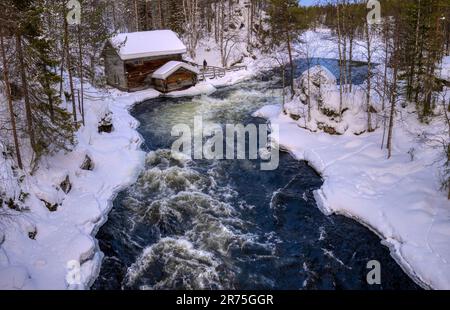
[0,30,23,169]
[13,0,74,159]
[28,24,74,154]
[267,0,305,96]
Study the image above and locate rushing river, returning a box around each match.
[93,59,419,290]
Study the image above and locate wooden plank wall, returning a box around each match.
[125,54,182,90]
[153,68,197,92]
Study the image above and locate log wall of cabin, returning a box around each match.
[104,43,127,90]
[153,68,198,93]
[125,54,182,91]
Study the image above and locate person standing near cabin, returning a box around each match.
[203,59,207,71]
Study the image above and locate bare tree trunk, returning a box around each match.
[410,0,421,103]
[214,2,218,43]
[220,0,225,66]
[64,17,77,127]
[286,30,295,98]
[15,34,36,152]
[206,3,212,33]
[341,2,348,92]
[77,25,85,126]
[134,0,139,31]
[247,0,253,49]
[387,76,396,159]
[1,33,23,169]
[342,35,348,93]
[59,36,65,98]
[366,22,373,132]
[443,93,450,200]
[336,3,344,118]
[145,0,150,30]
[387,31,400,159]
[348,34,353,92]
[307,53,312,122]
[42,62,55,121]
[111,2,117,31]
[381,23,389,149]
[158,0,164,28]
[282,64,286,114]
[382,24,389,112]
[183,0,199,59]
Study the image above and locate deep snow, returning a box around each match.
[254,102,450,289]
[0,85,159,289]
[152,61,199,79]
[111,30,187,60]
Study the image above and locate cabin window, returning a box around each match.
[133,60,143,65]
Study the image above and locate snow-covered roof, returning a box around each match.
[110,30,187,61]
[152,61,199,79]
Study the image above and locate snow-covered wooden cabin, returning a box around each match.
[152,61,199,93]
[103,30,196,92]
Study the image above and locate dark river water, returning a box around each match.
[92,59,419,290]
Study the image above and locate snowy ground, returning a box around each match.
[0,84,161,289]
[438,56,450,82]
[254,103,450,290]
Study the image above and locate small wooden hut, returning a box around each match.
[152,61,199,93]
[103,30,193,92]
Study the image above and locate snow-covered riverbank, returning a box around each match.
[0,63,260,289]
[254,102,450,290]
[0,85,161,289]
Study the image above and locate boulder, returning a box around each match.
[317,122,340,135]
[98,112,113,133]
[80,155,94,171]
[60,175,72,194]
[40,199,58,212]
[28,230,37,240]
